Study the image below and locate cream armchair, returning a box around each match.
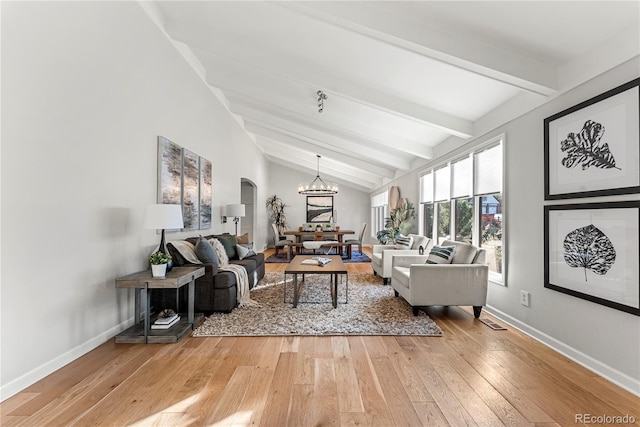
[390,240,488,318]
[372,234,431,285]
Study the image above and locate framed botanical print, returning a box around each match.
[544,201,640,316]
[544,78,639,200]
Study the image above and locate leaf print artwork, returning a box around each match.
[563,224,616,281]
[560,120,621,170]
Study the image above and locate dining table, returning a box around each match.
[283,229,355,256]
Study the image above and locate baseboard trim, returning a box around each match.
[484,305,640,397]
[0,318,134,402]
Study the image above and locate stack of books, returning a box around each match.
[301,256,332,266]
[151,313,180,329]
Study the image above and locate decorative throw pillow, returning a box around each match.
[395,234,413,250]
[426,245,456,264]
[236,243,256,260]
[236,233,250,245]
[209,238,229,267]
[195,236,218,265]
[214,234,238,259]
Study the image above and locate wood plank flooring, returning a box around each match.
[2,247,638,426]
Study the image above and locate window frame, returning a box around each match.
[418,134,506,285]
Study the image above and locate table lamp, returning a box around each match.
[144,204,184,271]
[225,204,245,236]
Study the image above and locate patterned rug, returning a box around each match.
[193,272,443,337]
[264,249,371,263]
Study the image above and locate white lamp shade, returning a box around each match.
[143,204,184,230]
[226,204,245,217]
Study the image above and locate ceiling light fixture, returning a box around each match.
[317,90,327,113]
[298,155,338,195]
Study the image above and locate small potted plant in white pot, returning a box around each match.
[149,251,172,278]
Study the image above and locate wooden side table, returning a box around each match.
[115,266,205,343]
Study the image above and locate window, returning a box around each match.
[437,201,451,243]
[371,190,388,239]
[455,198,473,243]
[480,194,503,274]
[419,172,433,238]
[417,137,504,282]
[475,144,503,275]
[422,203,434,239]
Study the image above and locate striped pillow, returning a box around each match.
[426,245,456,264]
[394,235,413,250]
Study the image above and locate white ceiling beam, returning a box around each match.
[239,113,413,171]
[256,135,384,186]
[187,44,474,138]
[260,143,381,190]
[250,129,395,179]
[277,1,558,97]
[228,92,434,160]
[266,157,372,193]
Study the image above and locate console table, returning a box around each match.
[115,266,205,344]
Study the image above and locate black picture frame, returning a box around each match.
[544,201,640,316]
[544,78,640,200]
[306,196,333,222]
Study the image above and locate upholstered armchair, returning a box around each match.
[390,240,488,317]
[372,234,431,285]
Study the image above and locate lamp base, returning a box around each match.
[159,229,173,272]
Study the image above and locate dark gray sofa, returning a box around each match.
[150,233,265,313]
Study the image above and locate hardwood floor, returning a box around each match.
[2,247,638,426]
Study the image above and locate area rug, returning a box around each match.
[193,272,443,336]
[265,250,371,263]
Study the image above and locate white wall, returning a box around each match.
[487,58,640,394]
[374,59,640,394]
[267,164,371,245]
[1,1,269,399]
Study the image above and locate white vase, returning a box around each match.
[151,264,167,278]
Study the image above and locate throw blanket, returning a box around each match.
[169,239,257,308]
[219,264,257,308]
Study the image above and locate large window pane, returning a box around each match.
[422,203,434,239]
[452,157,471,198]
[480,194,503,273]
[455,198,473,243]
[434,166,450,201]
[437,201,450,243]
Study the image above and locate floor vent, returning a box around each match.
[479,318,507,330]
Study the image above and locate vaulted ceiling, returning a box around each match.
[147,1,639,192]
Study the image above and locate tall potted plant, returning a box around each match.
[266,194,288,234]
[376,201,415,244]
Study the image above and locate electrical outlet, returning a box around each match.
[520,290,530,307]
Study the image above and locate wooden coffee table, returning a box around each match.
[284,255,348,308]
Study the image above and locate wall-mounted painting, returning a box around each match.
[182,149,200,230]
[544,78,639,200]
[544,201,640,316]
[157,136,182,205]
[157,136,211,230]
[306,196,333,222]
[199,157,212,230]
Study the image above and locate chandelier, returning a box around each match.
[298,155,338,195]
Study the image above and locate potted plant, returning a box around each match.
[376,201,416,244]
[266,194,288,235]
[149,251,172,278]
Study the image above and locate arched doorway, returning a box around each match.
[240,178,256,240]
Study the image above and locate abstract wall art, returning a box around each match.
[157,136,212,230]
[306,196,334,222]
